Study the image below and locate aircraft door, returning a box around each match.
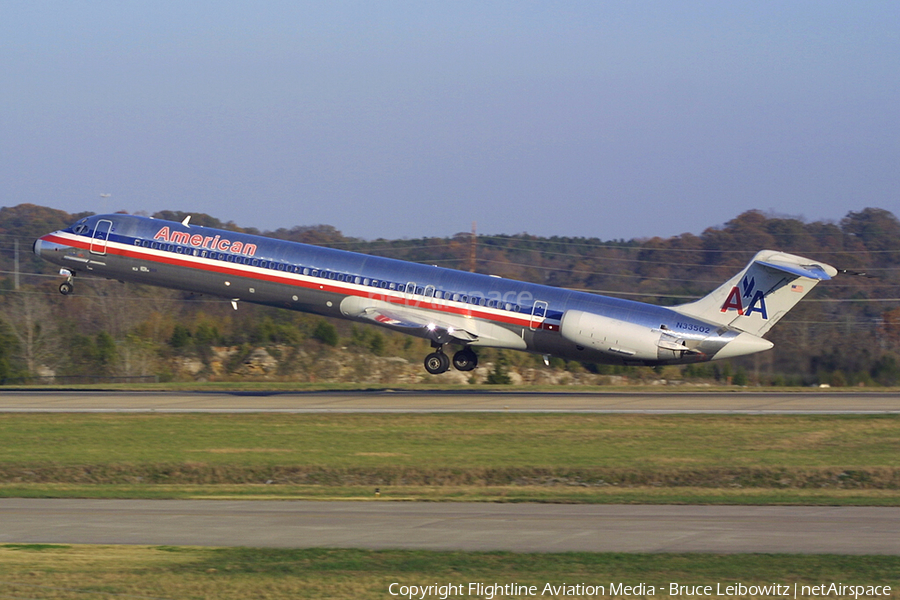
[530,300,549,330]
[90,219,113,255]
[405,282,417,306]
[423,285,436,307]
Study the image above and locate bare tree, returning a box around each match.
[114,334,159,378]
[0,291,61,376]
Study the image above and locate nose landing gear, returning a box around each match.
[58,269,75,295]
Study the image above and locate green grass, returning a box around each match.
[0,413,898,503]
[2,413,899,468]
[0,545,897,599]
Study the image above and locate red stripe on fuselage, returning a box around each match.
[42,232,549,330]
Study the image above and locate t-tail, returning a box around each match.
[672,250,838,337]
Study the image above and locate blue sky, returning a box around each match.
[2,1,898,239]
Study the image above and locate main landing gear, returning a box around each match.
[423,345,478,375]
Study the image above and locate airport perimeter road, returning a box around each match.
[0,390,899,413]
[1,499,898,554]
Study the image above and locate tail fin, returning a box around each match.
[672,250,837,337]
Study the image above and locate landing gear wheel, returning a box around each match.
[59,282,74,295]
[452,348,478,371]
[424,352,451,374]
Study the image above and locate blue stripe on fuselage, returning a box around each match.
[64,214,705,334]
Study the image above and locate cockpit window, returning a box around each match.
[73,224,89,235]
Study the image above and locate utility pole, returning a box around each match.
[469,221,477,272]
[13,238,19,290]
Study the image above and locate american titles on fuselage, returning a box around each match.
[152,225,539,311]
[152,226,257,256]
[69,219,546,317]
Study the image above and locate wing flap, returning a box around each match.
[356,307,479,344]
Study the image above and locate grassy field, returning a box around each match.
[0,544,897,599]
[0,413,898,503]
[2,412,896,598]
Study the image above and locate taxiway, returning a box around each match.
[1,499,897,554]
[1,390,899,413]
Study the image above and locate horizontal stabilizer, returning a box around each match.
[756,260,833,281]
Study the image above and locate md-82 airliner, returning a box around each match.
[34,213,837,374]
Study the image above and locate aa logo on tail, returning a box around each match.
[721,275,768,319]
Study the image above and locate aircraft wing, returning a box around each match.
[340,296,528,350]
[355,306,479,345]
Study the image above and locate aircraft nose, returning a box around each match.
[33,237,43,257]
[715,331,774,360]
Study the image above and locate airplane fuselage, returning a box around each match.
[35,214,813,373]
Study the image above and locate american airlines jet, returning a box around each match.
[34,214,836,374]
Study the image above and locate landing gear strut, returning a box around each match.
[59,270,75,295]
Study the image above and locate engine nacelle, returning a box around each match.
[560,309,663,361]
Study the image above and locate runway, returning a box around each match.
[1,499,898,554]
[1,390,900,413]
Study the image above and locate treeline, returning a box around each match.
[0,203,898,386]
